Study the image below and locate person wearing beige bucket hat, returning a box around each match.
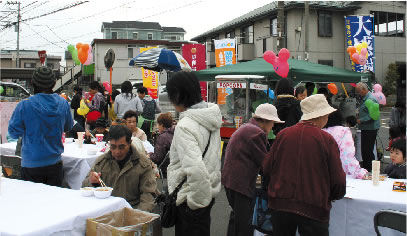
[222,103,283,236]
[263,94,346,235]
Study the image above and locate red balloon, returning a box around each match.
[327,83,338,95]
[263,48,290,78]
[263,50,276,64]
[350,83,357,88]
[102,81,112,93]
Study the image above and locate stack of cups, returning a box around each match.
[61,132,66,144]
[372,160,380,186]
[77,132,85,148]
[96,134,104,142]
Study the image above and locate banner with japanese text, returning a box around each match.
[214,39,236,67]
[182,44,208,101]
[140,47,159,99]
[345,15,375,72]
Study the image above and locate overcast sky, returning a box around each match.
[0,0,272,62]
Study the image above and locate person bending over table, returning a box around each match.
[82,125,157,212]
[85,117,109,144]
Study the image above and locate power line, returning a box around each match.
[22,21,65,49]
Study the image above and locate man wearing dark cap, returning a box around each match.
[8,66,73,186]
[85,117,109,143]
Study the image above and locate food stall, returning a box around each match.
[215,75,274,141]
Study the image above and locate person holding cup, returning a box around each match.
[85,117,109,144]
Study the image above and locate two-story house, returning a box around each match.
[191,1,406,100]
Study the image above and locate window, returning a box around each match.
[241,25,254,43]
[271,18,278,36]
[318,60,333,67]
[128,48,133,58]
[132,32,138,40]
[318,11,332,37]
[47,63,54,69]
[24,63,35,68]
[372,11,404,37]
[111,32,117,39]
[225,30,235,39]
[148,33,153,40]
[263,38,267,53]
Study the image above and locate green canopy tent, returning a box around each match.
[193,58,371,85]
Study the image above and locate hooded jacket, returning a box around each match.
[150,126,175,178]
[273,95,302,135]
[114,93,143,118]
[167,102,222,210]
[8,93,73,168]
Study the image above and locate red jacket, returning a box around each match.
[222,118,269,198]
[263,122,346,222]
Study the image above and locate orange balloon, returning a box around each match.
[347,46,356,56]
[76,43,83,50]
[328,83,338,95]
[78,48,88,64]
[60,93,67,100]
[82,44,89,53]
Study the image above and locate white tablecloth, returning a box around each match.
[0,142,103,190]
[0,178,131,236]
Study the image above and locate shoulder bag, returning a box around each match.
[155,132,212,228]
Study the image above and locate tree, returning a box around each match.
[383,63,399,96]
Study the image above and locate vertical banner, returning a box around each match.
[140,47,159,99]
[182,44,208,101]
[38,50,46,66]
[214,39,236,67]
[345,15,375,72]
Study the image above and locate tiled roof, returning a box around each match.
[102,21,162,30]
[162,27,186,33]
[191,1,360,41]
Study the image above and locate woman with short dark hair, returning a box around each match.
[166,72,222,236]
[84,81,106,129]
[114,81,143,119]
[123,110,147,141]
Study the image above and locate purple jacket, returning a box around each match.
[150,126,175,176]
[221,118,268,198]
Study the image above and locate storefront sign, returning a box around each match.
[217,82,246,89]
[182,44,208,100]
[250,83,268,90]
[214,39,236,67]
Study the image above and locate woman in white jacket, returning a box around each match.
[166,72,222,236]
[114,81,143,119]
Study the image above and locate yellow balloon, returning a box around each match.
[356,44,363,53]
[361,42,368,48]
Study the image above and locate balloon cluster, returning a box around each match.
[372,84,386,105]
[263,48,290,78]
[347,42,368,65]
[67,43,93,65]
[365,99,380,120]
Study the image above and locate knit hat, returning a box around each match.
[32,66,55,90]
[95,118,108,128]
[252,103,285,123]
[300,94,336,120]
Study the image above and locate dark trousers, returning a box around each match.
[21,161,63,187]
[225,187,255,236]
[175,199,215,236]
[141,120,153,141]
[271,210,329,236]
[361,129,378,172]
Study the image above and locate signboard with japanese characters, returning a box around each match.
[214,39,236,67]
[38,50,46,65]
[182,44,208,101]
[345,15,375,72]
[140,47,159,99]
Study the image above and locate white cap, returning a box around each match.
[252,104,285,123]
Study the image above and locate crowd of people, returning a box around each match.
[6,66,406,236]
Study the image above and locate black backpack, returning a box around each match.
[142,99,156,120]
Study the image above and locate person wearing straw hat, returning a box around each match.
[263,94,346,236]
[8,66,74,187]
[222,103,284,236]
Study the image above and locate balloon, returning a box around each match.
[361,42,368,48]
[102,81,112,94]
[312,87,317,95]
[347,46,356,56]
[71,50,80,65]
[147,88,158,99]
[60,93,67,100]
[263,89,275,99]
[358,54,367,65]
[82,44,90,53]
[365,99,380,120]
[84,52,93,65]
[372,92,387,105]
[76,43,83,50]
[327,83,338,95]
[373,84,382,93]
[0,85,3,94]
[350,83,357,88]
[78,48,88,64]
[263,48,290,78]
[356,43,363,53]
[67,44,75,53]
[351,53,360,64]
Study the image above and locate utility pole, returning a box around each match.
[304,1,309,61]
[277,1,285,51]
[5,1,20,68]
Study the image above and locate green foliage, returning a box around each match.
[383,63,399,96]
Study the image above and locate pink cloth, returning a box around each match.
[323,126,367,179]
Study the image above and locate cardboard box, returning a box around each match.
[86,207,160,236]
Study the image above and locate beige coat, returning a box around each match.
[82,145,157,212]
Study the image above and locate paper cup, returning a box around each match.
[96,134,104,142]
[61,132,65,144]
[77,132,85,148]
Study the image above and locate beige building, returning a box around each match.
[191,1,406,92]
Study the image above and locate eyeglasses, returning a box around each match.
[109,144,128,150]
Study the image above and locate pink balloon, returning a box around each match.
[373,84,382,93]
[352,53,360,64]
[373,92,386,105]
[360,48,368,57]
[102,81,112,93]
[358,54,367,65]
[263,48,290,78]
[83,52,93,65]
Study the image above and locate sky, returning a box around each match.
[0,0,272,63]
